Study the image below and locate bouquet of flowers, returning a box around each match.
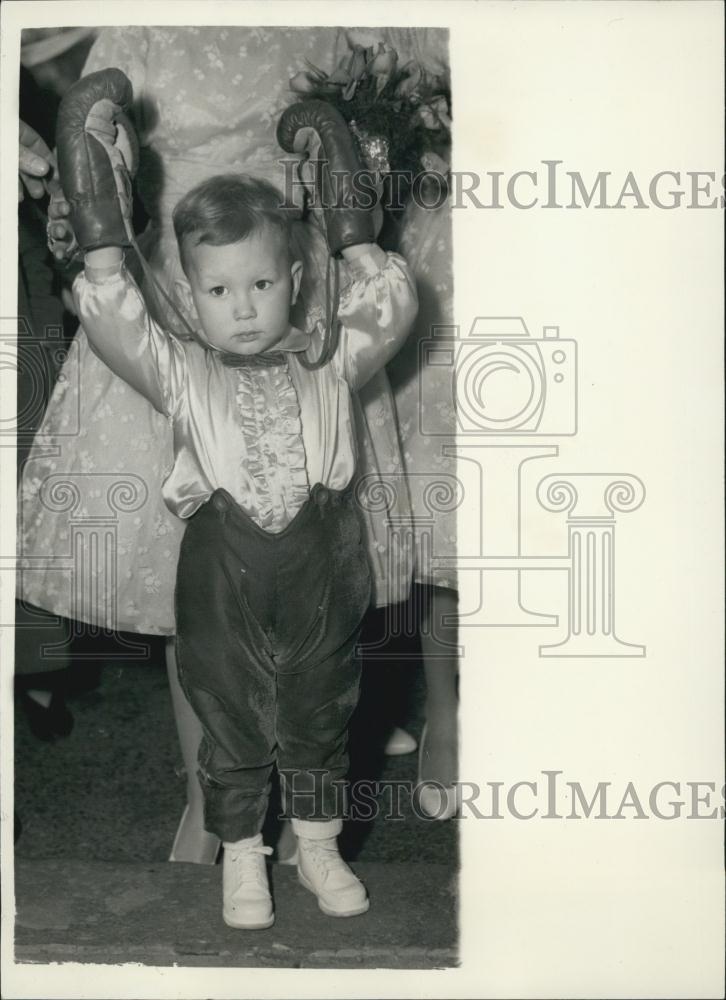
[289,38,451,211]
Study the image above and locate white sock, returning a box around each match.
[223,832,263,850]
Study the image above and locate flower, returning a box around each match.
[421,150,450,175]
[327,58,353,85]
[370,41,397,78]
[293,45,373,102]
[348,45,368,83]
[335,45,368,100]
[396,60,423,99]
[417,95,451,131]
[290,56,338,95]
[285,38,451,211]
[369,41,398,94]
[289,70,318,94]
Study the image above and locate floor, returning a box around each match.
[12,606,459,968]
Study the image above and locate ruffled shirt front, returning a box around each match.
[74,247,418,528]
[236,362,310,531]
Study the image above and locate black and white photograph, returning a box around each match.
[1,2,723,997]
[10,10,460,975]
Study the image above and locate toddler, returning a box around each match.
[56,70,417,927]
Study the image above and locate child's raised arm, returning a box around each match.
[57,69,187,415]
[73,252,186,417]
[334,246,418,391]
[277,100,419,389]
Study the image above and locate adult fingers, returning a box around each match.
[19,120,53,162]
[20,173,47,199]
[48,198,70,219]
[19,143,51,178]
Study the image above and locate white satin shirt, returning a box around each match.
[74,247,417,530]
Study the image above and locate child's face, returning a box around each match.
[184,227,302,356]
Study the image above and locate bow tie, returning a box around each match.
[219,351,288,369]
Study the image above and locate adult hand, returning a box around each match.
[19,120,54,201]
[19,119,78,262]
[46,188,77,262]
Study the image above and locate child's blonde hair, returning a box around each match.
[173,174,294,273]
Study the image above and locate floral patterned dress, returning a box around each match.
[350,27,457,591]
[389,192,456,592]
[16,26,414,635]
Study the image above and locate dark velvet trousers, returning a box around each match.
[175,485,372,843]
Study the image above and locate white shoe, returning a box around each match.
[383,725,417,756]
[417,723,459,821]
[222,834,274,930]
[293,819,369,918]
[418,782,459,820]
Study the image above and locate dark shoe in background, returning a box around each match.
[19,690,74,742]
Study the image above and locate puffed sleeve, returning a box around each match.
[73,261,187,417]
[333,246,418,391]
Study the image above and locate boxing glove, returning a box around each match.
[277,99,376,255]
[56,68,138,252]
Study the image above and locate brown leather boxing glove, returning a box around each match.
[56,68,138,252]
[277,99,376,255]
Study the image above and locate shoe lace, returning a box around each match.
[304,839,346,878]
[227,843,273,888]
